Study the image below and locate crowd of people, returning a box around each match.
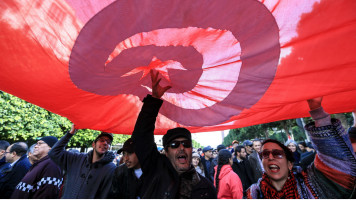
[0,70,356,198]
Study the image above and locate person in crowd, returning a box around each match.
[212,149,218,159]
[252,139,262,153]
[297,141,307,154]
[197,148,203,156]
[211,144,226,182]
[231,140,239,157]
[285,139,301,166]
[49,126,116,198]
[232,145,255,197]
[27,143,37,165]
[248,139,264,183]
[11,136,62,198]
[214,149,243,199]
[299,142,316,170]
[247,97,356,198]
[232,140,239,148]
[130,70,216,198]
[0,140,10,178]
[242,140,253,157]
[201,145,214,182]
[0,142,31,198]
[109,138,142,199]
[192,152,205,177]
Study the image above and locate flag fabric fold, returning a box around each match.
[1,0,355,134]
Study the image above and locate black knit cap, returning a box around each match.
[39,136,58,148]
[163,127,191,148]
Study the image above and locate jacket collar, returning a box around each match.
[87,150,115,165]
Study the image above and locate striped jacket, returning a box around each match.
[11,155,63,199]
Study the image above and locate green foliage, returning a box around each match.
[192,139,202,149]
[0,91,130,149]
[224,112,354,145]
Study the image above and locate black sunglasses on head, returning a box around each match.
[260,149,285,159]
[169,140,192,149]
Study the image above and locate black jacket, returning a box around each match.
[231,157,255,193]
[131,95,217,199]
[108,164,142,199]
[201,156,214,183]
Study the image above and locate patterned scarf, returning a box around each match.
[259,171,300,199]
[178,166,201,199]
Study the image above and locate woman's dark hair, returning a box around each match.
[215,149,232,193]
[262,139,295,163]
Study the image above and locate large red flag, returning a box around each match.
[1,0,356,134]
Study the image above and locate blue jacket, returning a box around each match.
[0,154,31,198]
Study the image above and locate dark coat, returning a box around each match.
[300,151,316,170]
[131,95,217,199]
[0,156,11,179]
[232,157,255,193]
[201,156,214,183]
[248,150,263,182]
[49,133,116,199]
[11,155,62,199]
[108,164,142,199]
[0,154,31,199]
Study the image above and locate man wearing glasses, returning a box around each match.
[247,97,356,199]
[0,142,31,198]
[49,128,116,198]
[11,136,62,198]
[131,70,216,198]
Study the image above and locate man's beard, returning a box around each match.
[94,148,105,157]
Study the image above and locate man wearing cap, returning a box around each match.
[131,70,216,198]
[49,126,116,198]
[201,145,214,183]
[0,142,31,198]
[109,138,142,198]
[11,136,62,198]
[242,140,253,157]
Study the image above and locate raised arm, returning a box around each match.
[131,70,171,173]
[305,97,356,198]
[48,124,79,170]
